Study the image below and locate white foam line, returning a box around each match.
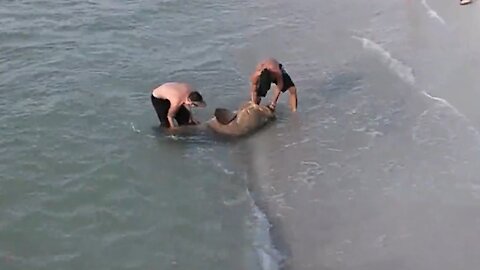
[353,36,416,85]
[420,90,461,116]
[421,0,447,25]
[300,161,321,168]
[421,90,480,138]
[353,37,480,144]
[283,138,311,148]
[245,189,283,270]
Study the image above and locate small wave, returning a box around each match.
[185,144,282,270]
[420,90,462,116]
[283,138,311,148]
[420,90,480,140]
[421,0,446,25]
[130,122,141,133]
[215,161,235,175]
[223,193,248,207]
[353,36,416,86]
[300,161,321,168]
[247,189,283,270]
[413,91,480,149]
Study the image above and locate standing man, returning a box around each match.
[249,58,298,112]
[151,82,206,128]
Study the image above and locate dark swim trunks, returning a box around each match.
[151,95,192,128]
[256,63,295,97]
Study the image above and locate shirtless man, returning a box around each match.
[151,82,206,128]
[249,58,298,112]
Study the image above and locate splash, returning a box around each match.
[130,122,141,133]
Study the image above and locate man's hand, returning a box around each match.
[267,103,276,112]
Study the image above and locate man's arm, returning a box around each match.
[188,108,200,125]
[167,102,181,128]
[250,72,260,104]
[251,86,259,104]
[269,72,284,109]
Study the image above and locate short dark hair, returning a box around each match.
[258,69,273,90]
[188,91,204,102]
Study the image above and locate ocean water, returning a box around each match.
[0,0,276,269]
[2,0,480,270]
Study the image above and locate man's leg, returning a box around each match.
[279,69,297,112]
[151,96,171,128]
[287,86,298,112]
[175,105,195,126]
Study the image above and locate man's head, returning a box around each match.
[257,68,273,97]
[186,91,206,107]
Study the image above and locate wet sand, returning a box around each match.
[237,1,480,269]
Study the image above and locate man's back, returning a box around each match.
[152,82,191,104]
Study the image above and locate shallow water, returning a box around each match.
[2,0,480,270]
[0,0,270,269]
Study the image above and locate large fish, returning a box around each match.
[206,101,276,137]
